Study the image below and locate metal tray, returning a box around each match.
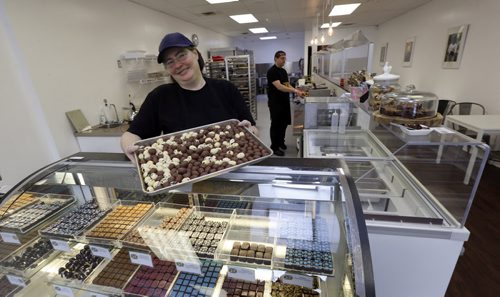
[134,119,272,195]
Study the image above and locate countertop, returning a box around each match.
[74,123,129,137]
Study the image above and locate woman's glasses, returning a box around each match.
[165,49,190,68]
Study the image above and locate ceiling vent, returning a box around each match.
[241,32,249,35]
[340,23,354,26]
[201,11,216,16]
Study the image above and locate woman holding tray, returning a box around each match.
[121,32,257,162]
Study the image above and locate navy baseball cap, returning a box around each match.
[157,32,194,64]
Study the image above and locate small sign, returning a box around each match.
[227,266,256,282]
[89,245,112,259]
[175,260,202,275]
[282,273,314,289]
[0,232,21,244]
[53,284,75,297]
[6,275,26,287]
[88,292,109,297]
[50,239,71,252]
[129,251,153,267]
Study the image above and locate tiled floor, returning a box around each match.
[254,94,299,158]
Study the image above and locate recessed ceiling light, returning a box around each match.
[329,3,361,16]
[206,0,238,3]
[260,36,277,40]
[230,14,259,24]
[321,22,342,29]
[249,27,268,34]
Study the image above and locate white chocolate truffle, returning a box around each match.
[182,177,191,183]
[236,152,245,159]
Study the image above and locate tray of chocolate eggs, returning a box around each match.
[134,119,273,194]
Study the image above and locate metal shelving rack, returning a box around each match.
[205,49,258,120]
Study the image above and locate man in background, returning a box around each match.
[266,50,305,156]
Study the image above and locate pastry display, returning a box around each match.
[221,277,265,297]
[368,62,400,111]
[229,241,273,265]
[123,255,177,297]
[57,245,104,280]
[379,88,439,119]
[42,201,108,237]
[169,259,222,296]
[86,203,152,240]
[92,249,139,289]
[135,121,271,193]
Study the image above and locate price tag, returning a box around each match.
[282,273,314,289]
[6,275,26,287]
[0,232,21,244]
[129,251,153,267]
[50,239,71,252]
[175,260,202,275]
[227,266,256,282]
[53,284,75,297]
[89,245,112,259]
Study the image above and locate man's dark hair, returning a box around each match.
[274,50,286,59]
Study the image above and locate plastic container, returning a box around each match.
[338,112,349,134]
[380,85,439,119]
[330,110,339,132]
[368,62,400,111]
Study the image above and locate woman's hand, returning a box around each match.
[121,131,141,163]
[238,120,259,136]
[124,145,139,164]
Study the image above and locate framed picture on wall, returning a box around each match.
[403,37,416,67]
[442,24,469,69]
[379,43,388,65]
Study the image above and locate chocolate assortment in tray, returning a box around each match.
[283,218,334,275]
[0,193,36,217]
[169,259,222,297]
[135,120,272,193]
[122,207,192,247]
[86,203,152,240]
[123,255,177,297]
[0,275,20,296]
[1,238,53,270]
[271,281,319,297]
[178,213,228,258]
[58,245,104,281]
[92,249,139,289]
[0,200,70,230]
[42,201,108,237]
[230,241,273,265]
[221,277,265,297]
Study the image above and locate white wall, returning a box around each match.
[232,32,305,64]
[0,0,231,188]
[372,0,500,113]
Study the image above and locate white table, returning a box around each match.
[444,115,500,183]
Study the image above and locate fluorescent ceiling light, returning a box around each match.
[230,14,258,24]
[329,3,361,16]
[249,27,268,34]
[321,22,342,29]
[206,0,238,3]
[260,36,277,40]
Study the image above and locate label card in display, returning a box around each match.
[6,275,26,287]
[282,273,314,289]
[53,284,75,297]
[0,232,20,244]
[88,292,109,297]
[50,239,71,252]
[227,266,256,282]
[175,260,202,275]
[89,245,112,259]
[129,251,153,267]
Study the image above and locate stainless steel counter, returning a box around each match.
[74,124,129,137]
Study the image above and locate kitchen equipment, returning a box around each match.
[65,110,91,132]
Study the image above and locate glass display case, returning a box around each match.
[303,125,490,297]
[0,155,374,297]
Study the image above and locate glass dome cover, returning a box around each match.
[379,85,439,119]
